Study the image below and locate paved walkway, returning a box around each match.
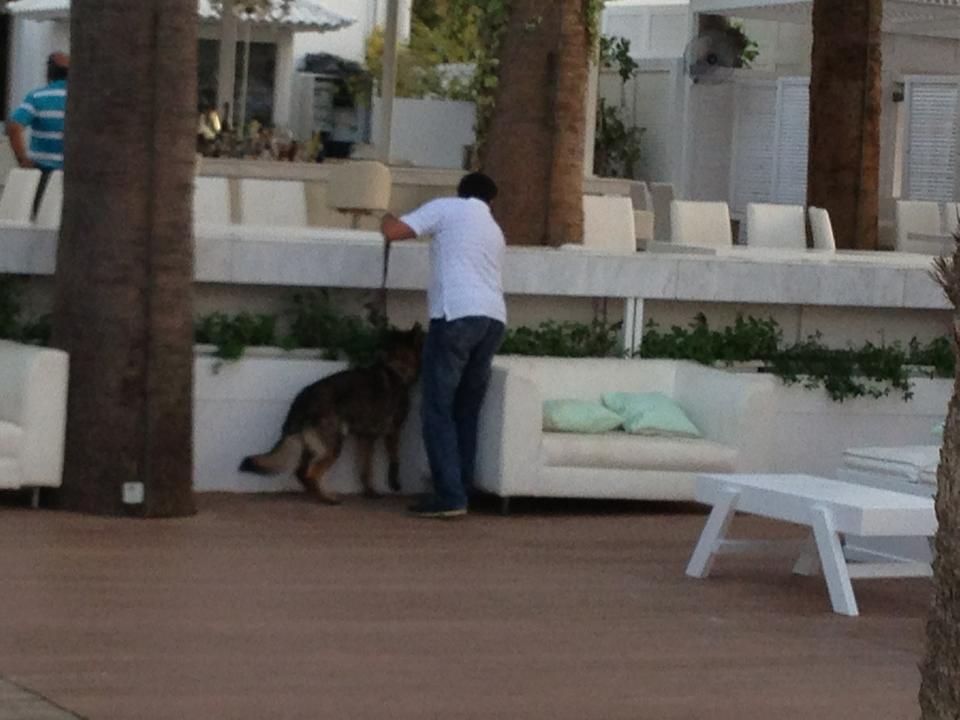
[0,493,932,719]
[0,679,81,719]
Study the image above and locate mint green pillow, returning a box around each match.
[934,421,945,437]
[543,399,624,433]
[601,392,701,438]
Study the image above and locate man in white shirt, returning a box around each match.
[381,173,506,518]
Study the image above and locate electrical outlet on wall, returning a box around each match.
[122,482,144,505]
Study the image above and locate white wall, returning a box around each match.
[7,18,67,115]
[370,96,475,169]
[602,1,689,60]
[291,0,413,65]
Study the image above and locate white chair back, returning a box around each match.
[34,170,63,229]
[808,206,837,251]
[239,179,308,227]
[0,168,41,223]
[326,161,391,214]
[194,176,232,226]
[581,195,636,253]
[942,202,960,238]
[649,182,675,242]
[634,210,654,246]
[670,200,732,248]
[895,200,941,251]
[744,203,806,249]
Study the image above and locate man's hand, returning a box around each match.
[381,213,417,242]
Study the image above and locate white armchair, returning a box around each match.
[475,357,775,510]
[745,203,806,249]
[0,340,69,502]
[670,200,733,249]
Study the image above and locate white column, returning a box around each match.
[272,31,295,129]
[583,50,600,178]
[217,0,239,127]
[376,0,401,164]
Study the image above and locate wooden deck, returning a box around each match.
[0,493,931,720]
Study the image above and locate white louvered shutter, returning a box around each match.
[905,78,960,202]
[729,80,778,216]
[772,77,809,205]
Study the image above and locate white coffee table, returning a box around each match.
[685,473,936,616]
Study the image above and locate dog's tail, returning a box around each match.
[239,434,304,475]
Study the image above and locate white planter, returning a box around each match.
[768,377,949,477]
[193,354,429,495]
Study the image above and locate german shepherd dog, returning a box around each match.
[239,326,424,504]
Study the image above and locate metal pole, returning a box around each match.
[238,19,252,138]
[376,0,400,164]
[217,0,238,128]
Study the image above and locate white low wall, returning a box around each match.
[194,352,429,495]
[193,351,949,495]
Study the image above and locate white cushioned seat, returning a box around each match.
[34,170,63,229]
[581,195,636,253]
[920,467,937,487]
[0,168,41,224]
[542,432,738,472]
[326,161,392,213]
[239,179,308,227]
[670,200,732,248]
[0,421,23,457]
[195,176,232,226]
[895,200,941,252]
[745,203,805,249]
[842,445,939,484]
[808,206,836,251]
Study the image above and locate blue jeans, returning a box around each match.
[421,316,505,509]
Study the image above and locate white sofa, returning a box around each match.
[475,357,776,509]
[0,340,69,501]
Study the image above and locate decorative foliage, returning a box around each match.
[194,311,279,360]
[600,35,638,83]
[501,319,621,357]
[0,276,50,346]
[594,99,644,179]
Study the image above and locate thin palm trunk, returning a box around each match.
[806,0,882,250]
[483,0,589,247]
[52,0,197,517]
[920,242,960,717]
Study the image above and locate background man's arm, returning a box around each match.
[381,213,417,242]
[7,122,33,168]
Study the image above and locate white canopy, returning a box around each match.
[7,0,354,31]
[692,0,960,38]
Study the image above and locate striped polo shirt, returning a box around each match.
[11,79,66,170]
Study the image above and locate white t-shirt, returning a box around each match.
[400,197,507,323]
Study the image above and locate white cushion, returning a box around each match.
[583,195,636,253]
[670,200,732,248]
[895,200,941,252]
[326,161,391,213]
[541,432,738,472]
[0,168,41,223]
[0,457,21,489]
[842,445,939,484]
[808,206,836,251]
[745,203,805,249]
[919,467,937,486]
[239,179,308,227]
[34,170,63,229]
[0,420,22,457]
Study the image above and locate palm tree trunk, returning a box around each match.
[920,244,960,717]
[482,0,589,247]
[806,0,882,250]
[51,0,197,517]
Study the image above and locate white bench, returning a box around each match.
[685,473,935,616]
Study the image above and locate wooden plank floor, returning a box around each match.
[0,493,931,720]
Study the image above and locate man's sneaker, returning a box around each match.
[408,497,467,519]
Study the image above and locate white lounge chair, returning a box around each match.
[670,200,733,249]
[34,170,63,230]
[744,203,806,249]
[239,178,308,227]
[0,168,41,224]
[649,182,675,242]
[895,200,941,253]
[0,340,69,505]
[808,206,837,251]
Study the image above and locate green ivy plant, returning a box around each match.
[594,99,644,179]
[501,319,621,358]
[600,35,638,83]
[195,311,280,361]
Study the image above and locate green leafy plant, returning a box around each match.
[284,291,387,366]
[594,98,644,178]
[194,311,279,360]
[640,313,781,366]
[728,21,760,68]
[501,319,621,358]
[908,336,956,378]
[600,35,638,83]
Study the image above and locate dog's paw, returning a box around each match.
[238,456,261,474]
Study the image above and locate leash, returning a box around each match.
[377,236,391,329]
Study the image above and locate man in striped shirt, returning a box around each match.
[8,52,68,173]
